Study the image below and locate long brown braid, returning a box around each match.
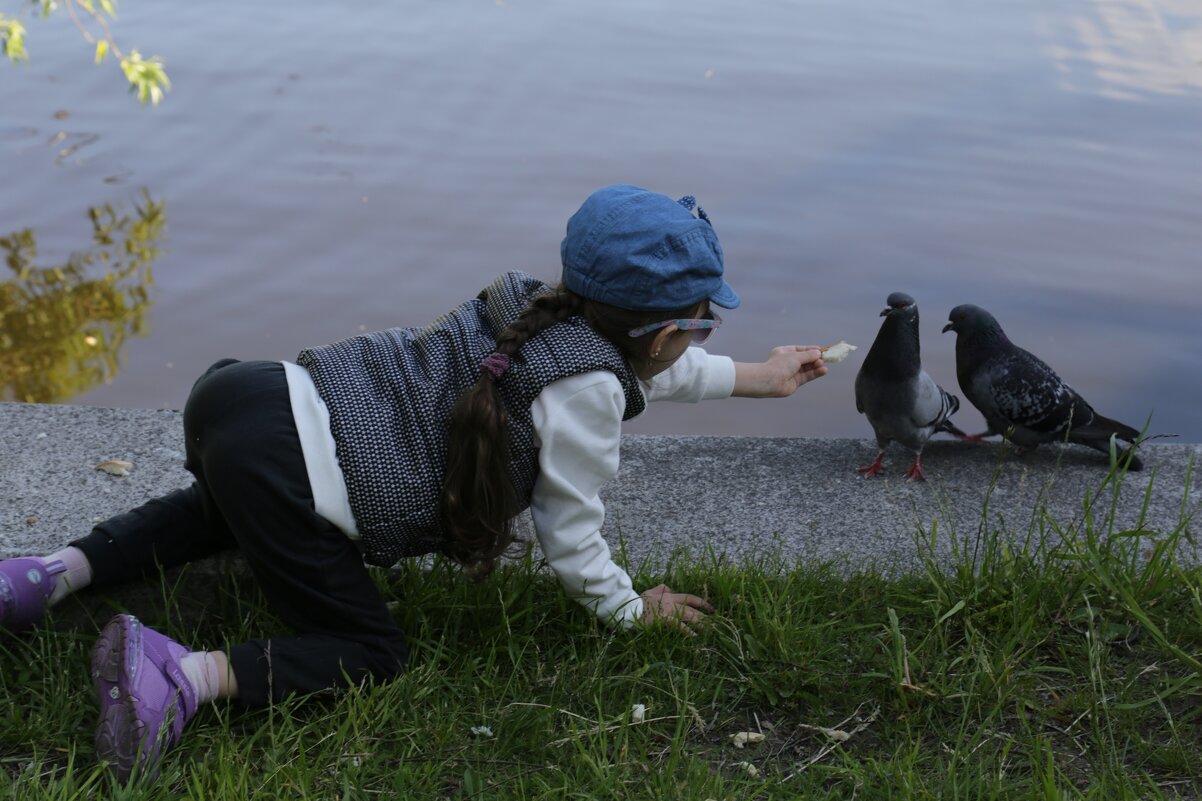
[440,284,701,577]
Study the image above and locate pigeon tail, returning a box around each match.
[1119,447,1144,472]
[1070,413,1141,444]
[935,418,968,439]
[1065,412,1145,471]
[1067,435,1145,472]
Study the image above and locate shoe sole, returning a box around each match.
[92,615,149,782]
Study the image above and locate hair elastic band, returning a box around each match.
[480,352,511,380]
[677,194,711,225]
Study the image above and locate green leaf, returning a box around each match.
[0,18,29,63]
[936,599,966,626]
[94,39,109,65]
[119,50,171,106]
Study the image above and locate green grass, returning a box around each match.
[2,461,1200,800]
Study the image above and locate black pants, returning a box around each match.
[73,359,408,706]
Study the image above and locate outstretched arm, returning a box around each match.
[732,346,827,398]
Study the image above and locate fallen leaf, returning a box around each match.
[737,761,759,776]
[26,516,38,525]
[730,731,766,749]
[95,459,133,477]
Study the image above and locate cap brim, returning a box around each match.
[709,280,740,310]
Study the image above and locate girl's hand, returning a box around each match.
[732,346,827,398]
[640,584,713,633]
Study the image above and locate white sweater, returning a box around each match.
[282,346,735,628]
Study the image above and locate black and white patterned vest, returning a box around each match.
[297,271,646,566]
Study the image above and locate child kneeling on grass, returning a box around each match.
[0,184,828,781]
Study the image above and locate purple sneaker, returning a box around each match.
[0,558,66,633]
[92,614,199,782]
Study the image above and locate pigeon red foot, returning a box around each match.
[857,453,886,477]
[904,456,927,481]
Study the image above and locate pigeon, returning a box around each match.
[942,304,1143,471]
[854,292,966,481]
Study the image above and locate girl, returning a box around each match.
[0,184,828,781]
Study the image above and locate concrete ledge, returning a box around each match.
[3,403,1200,576]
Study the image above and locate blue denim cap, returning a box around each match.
[560,184,740,312]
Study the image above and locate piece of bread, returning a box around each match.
[820,341,857,364]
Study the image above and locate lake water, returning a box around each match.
[3,0,1200,442]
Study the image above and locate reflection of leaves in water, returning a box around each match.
[0,192,165,403]
[48,131,100,165]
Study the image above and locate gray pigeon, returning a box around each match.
[855,292,966,481]
[942,304,1143,470]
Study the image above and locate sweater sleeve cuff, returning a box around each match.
[610,594,645,629]
[702,354,737,399]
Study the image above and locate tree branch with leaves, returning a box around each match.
[1,0,169,105]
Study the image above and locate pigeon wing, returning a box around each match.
[911,371,952,428]
[985,348,1089,437]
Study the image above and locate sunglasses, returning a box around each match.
[627,310,723,344]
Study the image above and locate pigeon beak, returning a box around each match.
[941,322,954,333]
[880,308,891,317]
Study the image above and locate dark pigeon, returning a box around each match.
[942,304,1143,470]
[855,292,966,481]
